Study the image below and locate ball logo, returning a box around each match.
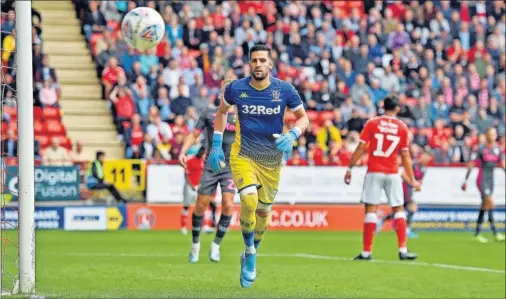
[8,176,18,196]
[134,208,155,230]
[140,25,159,42]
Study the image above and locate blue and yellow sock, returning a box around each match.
[240,194,258,254]
[254,213,269,250]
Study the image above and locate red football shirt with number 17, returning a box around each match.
[359,116,409,174]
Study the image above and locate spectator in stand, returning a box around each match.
[147,116,173,145]
[125,113,145,145]
[332,109,348,136]
[170,76,190,100]
[287,150,308,166]
[139,133,156,159]
[433,139,454,164]
[110,86,135,136]
[397,94,416,127]
[83,0,107,42]
[487,97,504,127]
[1,9,15,36]
[136,89,155,122]
[358,94,376,120]
[431,94,450,123]
[340,96,355,123]
[369,78,387,104]
[380,65,400,93]
[155,134,171,160]
[70,141,86,163]
[474,108,495,134]
[34,54,59,94]
[1,130,17,158]
[169,133,184,159]
[346,109,365,134]
[78,0,505,166]
[170,85,192,117]
[350,74,372,105]
[162,59,182,88]
[412,97,432,128]
[452,125,472,163]
[42,137,72,166]
[38,79,59,108]
[316,119,342,153]
[102,56,125,101]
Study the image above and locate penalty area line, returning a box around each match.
[64,252,505,275]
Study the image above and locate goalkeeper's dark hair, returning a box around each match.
[249,44,272,58]
[383,96,400,111]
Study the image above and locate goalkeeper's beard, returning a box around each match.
[252,71,267,81]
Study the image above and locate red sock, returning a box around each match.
[394,213,407,249]
[363,213,377,253]
[181,209,188,228]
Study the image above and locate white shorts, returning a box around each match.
[183,182,198,207]
[360,172,403,207]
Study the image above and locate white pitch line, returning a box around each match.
[64,252,505,275]
[290,253,506,274]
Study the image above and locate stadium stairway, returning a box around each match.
[32,1,124,160]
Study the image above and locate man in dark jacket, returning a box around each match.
[86,151,126,203]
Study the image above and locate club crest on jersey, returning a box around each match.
[271,90,281,102]
[140,24,159,42]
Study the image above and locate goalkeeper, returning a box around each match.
[208,44,309,289]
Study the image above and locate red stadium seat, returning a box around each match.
[42,107,61,120]
[306,110,319,122]
[33,107,43,120]
[4,157,18,166]
[52,135,72,150]
[35,134,50,148]
[3,106,16,119]
[1,122,8,137]
[284,111,296,124]
[45,120,66,135]
[319,111,335,122]
[311,82,322,92]
[8,122,17,136]
[34,120,45,135]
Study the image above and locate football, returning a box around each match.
[121,7,165,51]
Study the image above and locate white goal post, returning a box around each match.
[16,0,36,294]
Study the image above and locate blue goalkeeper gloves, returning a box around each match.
[274,128,300,154]
[207,133,226,173]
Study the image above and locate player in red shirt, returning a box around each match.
[181,147,206,234]
[344,96,421,261]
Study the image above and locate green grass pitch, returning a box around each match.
[2,230,505,298]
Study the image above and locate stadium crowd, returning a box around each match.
[5,0,506,167]
[1,1,83,164]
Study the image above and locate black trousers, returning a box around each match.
[91,182,125,202]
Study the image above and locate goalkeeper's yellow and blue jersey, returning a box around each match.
[223,76,303,169]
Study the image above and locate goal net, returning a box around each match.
[1,1,35,295]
